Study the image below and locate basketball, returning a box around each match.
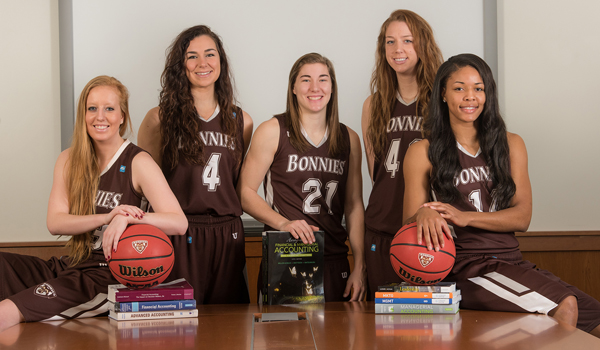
[108,224,174,289]
[389,222,456,285]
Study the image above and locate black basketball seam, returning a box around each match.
[390,243,456,259]
[109,254,173,262]
[390,253,454,274]
[119,234,174,254]
[393,223,417,238]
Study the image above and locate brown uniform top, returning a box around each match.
[92,140,144,251]
[436,144,520,255]
[264,114,351,258]
[163,107,245,216]
[365,99,422,235]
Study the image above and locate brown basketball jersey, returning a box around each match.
[264,114,351,258]
[435,144,520,254]
[163,107,245,216]
[365,99,422,235]
[92,140,144,250]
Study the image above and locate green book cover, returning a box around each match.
[262,231,325,305]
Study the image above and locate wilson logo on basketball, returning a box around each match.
[118,264,164,277]
[418,253,435,268]
[34,283,57,299]
[132,240,148,254]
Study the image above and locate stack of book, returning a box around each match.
[374,282,460,314]
[107,278,198,321]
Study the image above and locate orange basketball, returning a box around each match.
[390,222,456,285]
[108,224,174,289]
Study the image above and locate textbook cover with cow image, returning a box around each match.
[261,231,324,305]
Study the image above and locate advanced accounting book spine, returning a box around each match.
[109,299,197,312]
[375,303,459,314]
[108,309,199,321]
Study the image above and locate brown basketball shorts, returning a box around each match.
[165,215,250,304]
[0,251,115,322]
[446,250,600,333]
[364,227,402,301]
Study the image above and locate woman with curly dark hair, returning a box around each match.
[139,25,253,304]
[361,9,443,299]
[403,54,600,337]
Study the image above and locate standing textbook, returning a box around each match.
[261,231,325,304]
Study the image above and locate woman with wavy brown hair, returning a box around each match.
[361,9,443,299]
[0,76,186,332]
[139,25,253,304]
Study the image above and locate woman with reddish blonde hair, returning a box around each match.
[362,9,443,299]
[0,76,186,332]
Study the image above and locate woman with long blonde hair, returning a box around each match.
[362,9,443,298]
[0,76,186,332]
[238,53,366,301]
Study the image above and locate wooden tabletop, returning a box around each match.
[0,302,598,349]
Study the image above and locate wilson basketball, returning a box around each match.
[389,222,456,285]
[108,224,174,289]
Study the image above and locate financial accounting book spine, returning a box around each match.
[375,295,461,305]
[375,303,459,314]
[374,290,459,299]
[108,278,194,302]
[263,231,325,305]
[108,299,197,312]
[108,309,198,321]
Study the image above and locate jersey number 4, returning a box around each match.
[302,178,338,215]
[202,153,221,192]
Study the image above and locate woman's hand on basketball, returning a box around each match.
[102,214,130,260]
[280,220,318,244]
[414,206,453,252]
[422,202,470,228]
[105,205,145,226]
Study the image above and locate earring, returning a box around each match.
[442,99,446,103]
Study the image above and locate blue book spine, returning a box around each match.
[113,299,197,312]
[375,298,454,305]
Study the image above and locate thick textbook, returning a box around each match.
[378,282,456,293]
[108,278,193,302]
[375,303,459,314]
[108,299,197,312]
[108,309,198,321]
[262,231,325,304]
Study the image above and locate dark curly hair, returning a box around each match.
[423,54,515,210]
[159,25,240,170]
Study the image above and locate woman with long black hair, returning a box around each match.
[403,54,600,336]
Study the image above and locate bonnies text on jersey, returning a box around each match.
[454,166,491,187]
[286,155,346,175]
[199,131,235,150]
[96,190,122,209]
[387,115,422,133]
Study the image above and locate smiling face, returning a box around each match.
[385,21,419,77]
[292,63,332,116]
[185,35,221,89]
[85,85,124,144]
[442,65,486,126]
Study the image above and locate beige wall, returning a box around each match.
[498,0,600,231]
[0,1,597,244]
[0,0,64,242]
